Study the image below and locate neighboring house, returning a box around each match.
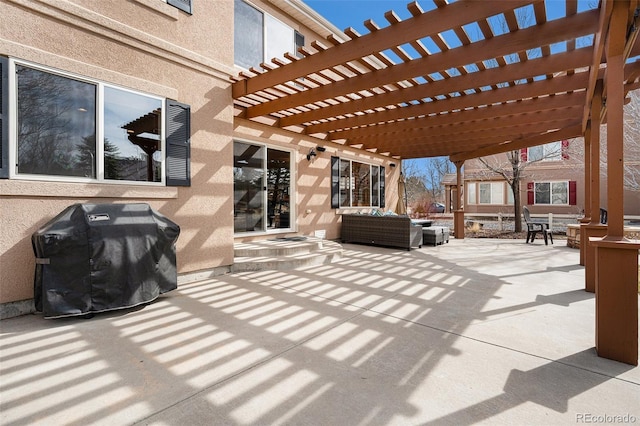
[0,0,400,315]
[464,140,582,216]
[444,136,640,217]
[444,90,640,218]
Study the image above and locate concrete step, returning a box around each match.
[234,238,324,257]
[232,237,343,272]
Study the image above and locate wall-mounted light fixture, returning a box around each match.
[389,163,396,168]
[307,146,327,161]
[306,148,317,161]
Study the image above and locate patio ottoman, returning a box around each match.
[422,226,450,246]
[439,226,450,243]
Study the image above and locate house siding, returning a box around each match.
[460,138,640,217]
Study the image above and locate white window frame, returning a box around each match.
[232,138,297,235]
[506,183,514,205]
[9,59,166,186]
[467,182,476,205]
[264,14,294,66]
[534,181,569,205]
[478,181,506,205]
[234,0,296,70]
[528,141,562,162]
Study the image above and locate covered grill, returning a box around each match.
[32,203,180,318]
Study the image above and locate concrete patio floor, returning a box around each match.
[1,238,639,425]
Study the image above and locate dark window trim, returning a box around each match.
[167,0,192,14]
[531,180,573,205]
[379,166,385,208]
[165,99,191,187]
[331,156,385,209]
[0,56,8,179]
[7,58,188,187]
[331,156,340,208]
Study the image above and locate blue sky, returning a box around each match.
[300,0,600,168]
[303,0,597,35]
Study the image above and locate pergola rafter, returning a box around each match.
[329,93,586,141]
[278,48,594,128]
[243,10,599,120]
[232,0,640,366]
[233,0,640,162]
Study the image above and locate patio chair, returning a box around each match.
[600,208,608,225]
[523,206,553,245]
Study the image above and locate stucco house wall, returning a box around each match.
[0,0,401,312]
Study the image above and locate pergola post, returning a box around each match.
[453,160,465,239]
[582,124,592,227]
[578,122,591,266]
[445,184,453,213]
[591,0,639,366]
[582,81,607,289]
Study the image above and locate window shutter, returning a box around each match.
[527,182,534,205]
[561,139,570,160]
[380,166,386,208]
[167,0,192,14]
[520,148,528,162]
[165,99,191,186]
[294,31,305,58]
[331,156,340,208]
[569,180,577,205]
[0,56,8,179]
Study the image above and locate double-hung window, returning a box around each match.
[535,182,568,205]
[522,140,569,162]
[234,0,304,70]
[165,0,192,14]
[467,182,513,205]
[1,58,190,186]
[478,182,506,205]
[467,182,476,205]
[528,181,577,205]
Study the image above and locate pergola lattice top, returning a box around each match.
[232,0,640,160]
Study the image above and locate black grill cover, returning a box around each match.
[32,203,180,318]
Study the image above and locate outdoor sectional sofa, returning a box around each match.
[340,214,423,250]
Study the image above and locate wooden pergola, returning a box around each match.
[232,0,640,365]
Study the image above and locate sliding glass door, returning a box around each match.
[234,141,292,233]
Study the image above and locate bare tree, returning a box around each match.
[476,141,576,232]
[473,6,571,232]
[426,157,454,200]
[402,157,453,211]
[621,90,640,191]
[478,152,526,232]
[561,90,640,192]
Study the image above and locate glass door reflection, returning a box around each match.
[267,148,291,230]
[233,142,265,233]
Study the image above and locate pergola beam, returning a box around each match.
[306,72,589,135]
[232,0,538,97]
[582,1,614,132]
[330,93,586,141]
[349,109,582,148]
[449,124,583,162]
[233,0,638,161]
[243,10,599,119]
[278,48,594,127]
[357,117,580,153]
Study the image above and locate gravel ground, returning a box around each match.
[426,218,570,239]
